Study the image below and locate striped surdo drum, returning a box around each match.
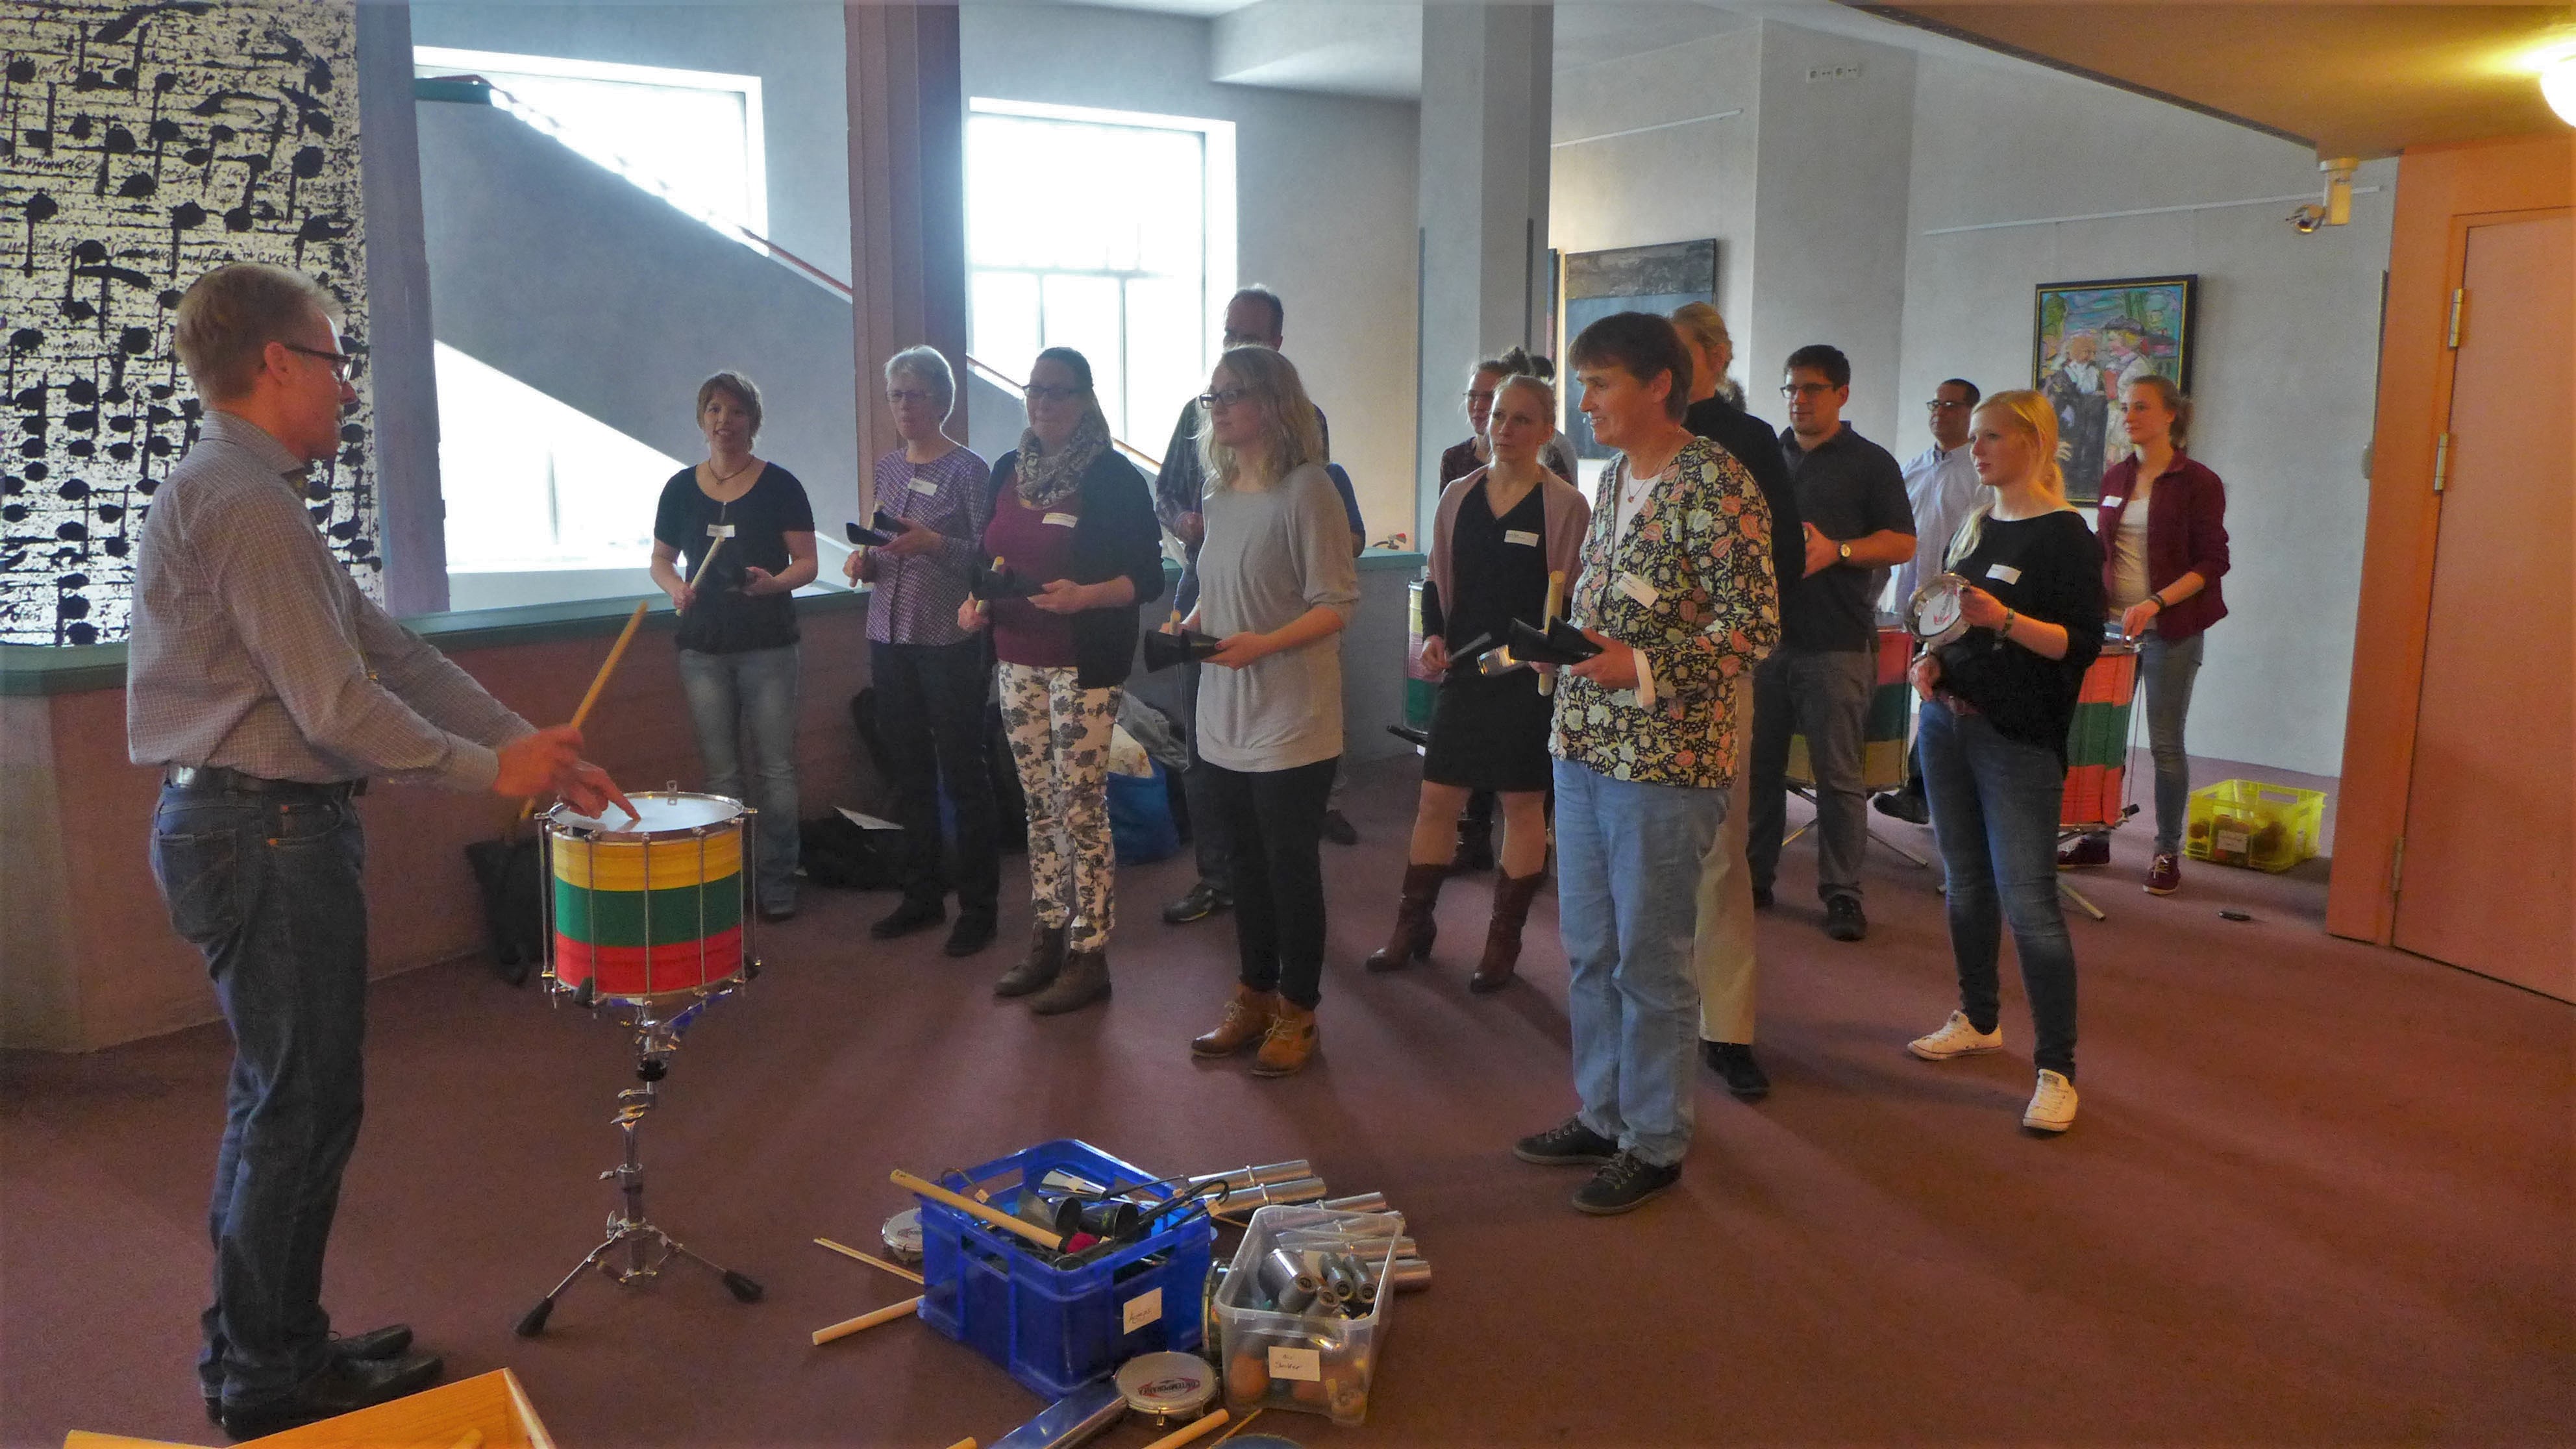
[541,792,750,1001]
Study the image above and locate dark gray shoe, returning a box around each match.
[1573,1150,1681,1215]
[1872,789,1929,825]
[1513,1117,1617,1167]
[1027,947,1110,1016]
[1161,881,1232,924]
[218,1350,445,1441]
[206,1324,415,1424]
[1703,1041,1770,1100]
[1824,895,1867,943]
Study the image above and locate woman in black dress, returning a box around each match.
[1369,375,1590,990]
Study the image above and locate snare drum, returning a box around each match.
[543,792,752,1001]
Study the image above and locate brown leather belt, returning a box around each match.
[164,765,365,799]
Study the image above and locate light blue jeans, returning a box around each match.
[676,645,802,911]
[1554,758,1729,1168]
[2087,629,2203,855]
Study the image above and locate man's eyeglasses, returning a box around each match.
[1024,383,1084,403]
[1465,390,1496,406]
[1779,382,1837,400]
[1925,399,1971,412]
[1199,386,1254,410]
[283,342,353,380]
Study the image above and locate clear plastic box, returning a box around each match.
[1212,1205,1403,1426]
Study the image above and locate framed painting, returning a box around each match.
[2033,274,2197,502]
[1560,240,1719,461]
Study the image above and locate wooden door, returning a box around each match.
[2392,213,2575,998]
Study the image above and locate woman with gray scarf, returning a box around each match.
[958,347,1166,1015]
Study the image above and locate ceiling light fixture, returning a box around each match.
[2545,53,2576,127]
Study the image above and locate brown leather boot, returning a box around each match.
[1191,984,1278,1058]
[994,921,1065,998]
[1028,946,1110,1015]
[1470,871,1548,993]
[1365,863,1447,972]
[1252,998,1318,1077]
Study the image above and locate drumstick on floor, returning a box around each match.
[891,1170,1065,1251]
[515,599,649,824]
[811,1295,920,1345]
[814,1236,925,1285]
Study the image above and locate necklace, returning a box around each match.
[705,455,758,489]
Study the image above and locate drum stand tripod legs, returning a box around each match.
[515,1018,762,1336]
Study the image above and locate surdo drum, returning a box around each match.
[541,791,752,1002]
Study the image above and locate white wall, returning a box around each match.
[961,3,1420,545]
[1900,54,2394,778]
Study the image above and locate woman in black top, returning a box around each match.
[1901,389,2103,1135]
[650,371,817,920]
[1370,374,1589,991]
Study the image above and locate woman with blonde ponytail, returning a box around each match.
[1903,390,2105,1135]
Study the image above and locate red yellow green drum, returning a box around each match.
[544,793,748,1000]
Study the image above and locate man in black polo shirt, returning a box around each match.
[1747,344,1913,941]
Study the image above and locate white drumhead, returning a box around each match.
[553,791,743,836]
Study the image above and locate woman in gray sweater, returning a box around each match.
[1180,347,1361,1078]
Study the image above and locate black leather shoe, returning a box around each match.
[871,898,945,940]
[206,1325,415,1423]
[1320,809,1359,847]
[218,1350,445,1441]
[1703,1041,1771,1100]
[1872,789,1930,825]
[1160,882,1232,925]
[943,911,997,957]
[1824,895,1867,943]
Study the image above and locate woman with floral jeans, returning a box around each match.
[958,347,1165,1015]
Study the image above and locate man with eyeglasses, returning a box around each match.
[129,264,630,1437]
[1875,377,1985,825]
[1155,286,1350,925]
[1747,344,1913,943]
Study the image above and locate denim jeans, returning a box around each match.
[1203,756,1337,1008]
[676,645,801,911]
[152,783,369,1409]
[871,638,1000,918]
[1555,758,1728,1167]
[1746,645,1876,903]
[1918,699,2079,1077]
[2089,629,2203,855]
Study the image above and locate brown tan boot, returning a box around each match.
[994,921,1065,998]
[1191,984,1278,1058]
[1252,998,1318,1077]
[1028,947,1110,1015]
[1366,863,1447,972]
[1470,871,1548,993]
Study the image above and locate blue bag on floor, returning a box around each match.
[1108,760,1180,865]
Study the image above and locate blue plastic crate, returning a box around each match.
[913,1139,1213,1400]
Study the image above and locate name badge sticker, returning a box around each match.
[1615,573,1661,608]
[2100,496,2123,510]
[1987,564,2023,586]
[1042,512,1078,528]
[705,523,737,538]
[910,477,941,495]
[1504,529,1540,547]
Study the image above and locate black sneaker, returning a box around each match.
[871,898,944,940]
[1512,1117,1617,1167]
[1702,1041,1770,1100]
[1824,895,1867,942]
[1872,789,1930,825]
[1573,1150,1681,1215]
[943,911,997,957]
[1320,809,1359,847]
[1161,881,1232,924]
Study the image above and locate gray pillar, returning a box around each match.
[356,1,447,615]
[1414,3,1552,549]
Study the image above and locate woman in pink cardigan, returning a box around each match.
[2059,374,2230,895]
[1368,374,1590,989]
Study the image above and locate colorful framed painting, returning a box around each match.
[1560,240,1719,461]
[2033,274,2197,502]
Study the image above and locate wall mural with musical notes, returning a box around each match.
[3,0,376,645]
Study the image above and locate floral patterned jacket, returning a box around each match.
[1551,436,1778,789]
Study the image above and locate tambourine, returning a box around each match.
[1115,1350,1218,1423]
[1908,573,1972,648]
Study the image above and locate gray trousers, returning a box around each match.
[1746,645,1876,904]
[1694,673,1759,1043]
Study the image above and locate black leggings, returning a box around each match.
[1203,756,1338,1009]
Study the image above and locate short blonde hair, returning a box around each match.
[1200,345,1325,491]
[171,262,340,403]
[696,370,763,437]
[1495,371,1555,420]
[1668,301,1729,358]
[884,345,955,417]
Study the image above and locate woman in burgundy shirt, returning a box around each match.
[2059,375,2229,895]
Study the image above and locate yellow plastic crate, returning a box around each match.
[2184,780,2324,872]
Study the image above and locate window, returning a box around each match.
[414,46,766,247]
[966,99,1237,449]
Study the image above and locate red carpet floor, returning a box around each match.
[5,757,2569,1447]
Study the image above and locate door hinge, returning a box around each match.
[2390,834,2405,898]
[2432,434,2451,493]
[2446,288,2465,348]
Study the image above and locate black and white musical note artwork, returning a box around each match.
[3,0,377,645]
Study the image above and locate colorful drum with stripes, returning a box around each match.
[2062,638,2139,829]
[543,793,749,1000]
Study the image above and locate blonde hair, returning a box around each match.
[2124,373,2192,450]
[1668,301,1730,357]
[172,262,340,403]
[1494,371,1555,421]
[1946,389,2065,566]
[1199,345,1326,491]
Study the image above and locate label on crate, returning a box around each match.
[1122,1287,1163,1333]
[1267,1346,1322,1382]
[2216,828,2249,857]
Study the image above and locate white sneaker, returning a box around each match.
[1907,1010,2003,1061]
[2023,1069,2079,1133]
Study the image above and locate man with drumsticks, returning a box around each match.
[128,262,634,1439]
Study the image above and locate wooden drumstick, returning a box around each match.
[890,1170,1065,1251]
[814,1236,925,1285]
[1139,1409,1229,1449]
[1211,1408,1264,1445]
[940,1440,978,1449]
[687,533,728,594]
[515,599,648,823]
[811,1294,920,1344]
[1538,569,1567,697]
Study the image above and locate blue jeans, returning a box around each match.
[1919,700,2079,1077]
[677,645,801,910]
[2088,630,2203,855]
[1554,758,1728,1167]
[152,784,369,1409]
